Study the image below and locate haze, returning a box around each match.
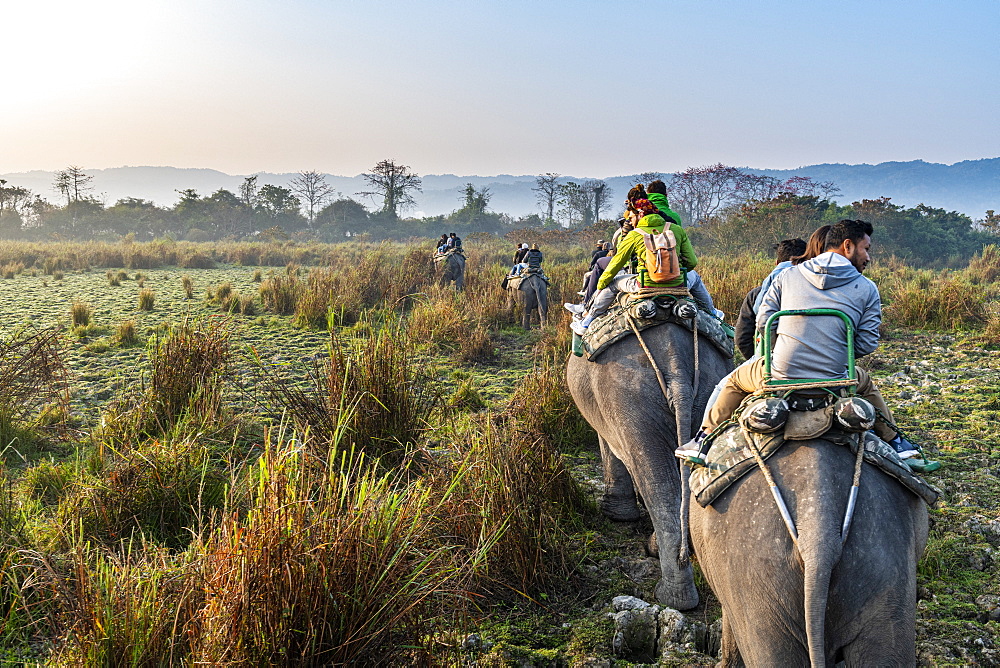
[2,0,998,178]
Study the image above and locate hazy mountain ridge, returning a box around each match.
[3,159,998,218]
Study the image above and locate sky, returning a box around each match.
[2,0,999,178]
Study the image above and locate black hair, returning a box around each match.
[774,238,806,263]
[647,179,667,195]
[824,220,873,250]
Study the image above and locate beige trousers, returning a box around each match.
[701,357,897,441]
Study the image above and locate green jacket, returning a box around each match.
[647,192,683,226]
[597,214,697,290]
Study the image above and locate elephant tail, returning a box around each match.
[803,556,833,667]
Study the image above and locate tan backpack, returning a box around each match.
[639,228,680,282]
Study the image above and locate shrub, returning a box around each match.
[53,270,65,281]
[71,302,92,327]
[106,270,121,287]
[138,289,155,311]
[181,274,194,299]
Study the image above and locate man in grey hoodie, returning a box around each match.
[681,220,918,459]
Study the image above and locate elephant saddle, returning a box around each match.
[580,295,734,362]
[688,422,940,508]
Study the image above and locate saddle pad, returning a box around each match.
[505,275,524,290]
[784,404,834,440]
[689,423,939,507]
[582,297,734,362]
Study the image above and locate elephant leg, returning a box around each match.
[455,269,464,291]
[644,481,699,610]
[719,614,745,667]
[522,290,534,330]
[537,287,548,327]
[598,436,640,521]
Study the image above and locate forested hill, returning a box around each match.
[750,158,1000,218]
[2,158,998,218]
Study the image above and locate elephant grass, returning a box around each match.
[257,324,439,466]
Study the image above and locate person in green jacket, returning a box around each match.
[570,192,717,335]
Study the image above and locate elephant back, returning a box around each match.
[690,422,939,508]
[581,295,734,362]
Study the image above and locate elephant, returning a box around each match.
[567,321,732,610]
[505,272,549,329]
[434,250,465,290]
[689,434,929,667]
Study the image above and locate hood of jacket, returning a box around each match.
[798,251,862,289]
[646,192,682,226]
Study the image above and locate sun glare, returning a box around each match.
[2,1,165,104]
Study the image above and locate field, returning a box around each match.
[0,236,998,665]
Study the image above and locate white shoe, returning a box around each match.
[564,302,584,314]
[570,320,588,336]
[577,291,586,296]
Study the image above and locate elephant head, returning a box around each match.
[567,321,732,609]
[689,434,929,666]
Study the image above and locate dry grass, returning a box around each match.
[137,288,155,311]
[70,302,92,327]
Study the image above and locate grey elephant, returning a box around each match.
[434,250,465,290]
[567,322,732,609]
[505,273,548,329]
[689,435,929,666]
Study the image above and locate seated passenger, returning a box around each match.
[512,244,544,276]
[570,194,698,335]
[734,237,807,360]
[677,220,920,462]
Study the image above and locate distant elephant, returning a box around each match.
[567,322,732,610]
[434,250,465,290]
[505,272,549,329]
[689,435,929,666]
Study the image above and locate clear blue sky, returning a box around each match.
[3,0,998,177]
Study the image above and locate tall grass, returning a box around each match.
[99,319,233,444]
[260,324,437,464]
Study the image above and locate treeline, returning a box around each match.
[1,161,996,266]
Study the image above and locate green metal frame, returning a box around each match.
[762,308,857,388]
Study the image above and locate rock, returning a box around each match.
[611,604,660,662]
[612,595,650,611]
[461,633,482,651]
[899,390,913,399]
[658,606,708,656]
[976,595,1000,622]
[707,618,723,657]
[963,515,1000,546]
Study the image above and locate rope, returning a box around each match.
[626,314,670,402]
[761,378,857,392]
[851,434,864,487]
[745,432,799,544]
[692,314,699,398]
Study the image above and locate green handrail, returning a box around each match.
[762,308,856,386]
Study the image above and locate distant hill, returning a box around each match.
[3,159,997,219]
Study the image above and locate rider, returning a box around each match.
[570,192,698,336]
[447,232,463,251]
[734,238,807,359]
[512,244,544,276]
[437,234,449,253]
[677,220,920,462]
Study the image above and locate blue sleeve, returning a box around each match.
[756,271,785,334]
[855,283,882,356]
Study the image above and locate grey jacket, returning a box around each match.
[756,252,881,380]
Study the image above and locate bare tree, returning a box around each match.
[289,170,336,227]
[52,166,93,205]
[358,159,422,219]
[584,179,612,222]
[666,164,746,225]
[532,172,561,224]
[634,171,663,187]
